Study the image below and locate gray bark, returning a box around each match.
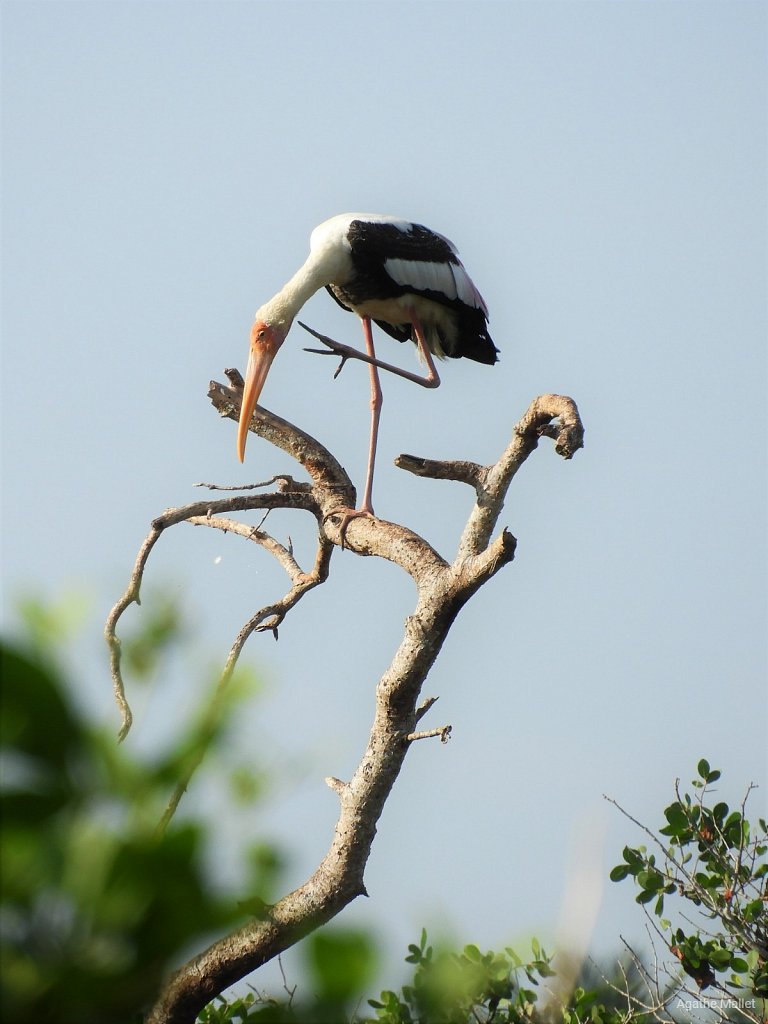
[107,368,583,1023]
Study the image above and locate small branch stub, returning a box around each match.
[395,453,486,491]
[406,725,452,744]
[415,695,439,722]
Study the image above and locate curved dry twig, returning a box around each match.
[105,523,165,739]
[157,531,333,833]
[105,483,324,740]
[186,515,306,579]
[195,474,307,492]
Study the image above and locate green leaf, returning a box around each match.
[505,947,523,967]
[664,802,688,829]
[712,802,729,823]
[0,644,85,769]
[609,864,630,882]
[305,927,378,1005]
[744,898,763,920]
[697,758,711,780]
[637,869,664,891]
[622,846,643,871]
[708,947,732,969]
[693,872,713,888]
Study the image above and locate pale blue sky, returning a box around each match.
[2,0,766,1002]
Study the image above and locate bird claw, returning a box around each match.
[303,346,352,378]
[299,321,362,379]
[323,507,376,550]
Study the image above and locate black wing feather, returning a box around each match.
[327,218,499,366]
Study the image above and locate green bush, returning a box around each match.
[3,607,765,1023]
[0,632,267,1024]
[610,759,767,1001]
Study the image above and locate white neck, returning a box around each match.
[258,252,335,330]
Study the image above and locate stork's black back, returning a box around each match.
[326,219,499,366]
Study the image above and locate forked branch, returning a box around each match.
[106,356,583,1023]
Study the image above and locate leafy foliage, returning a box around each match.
[367,930,556,1023]
[0,621,274,1024]
[197,927,378,1023]
[610,760,767,1013]
[3,603,765,1024]
[200,762,767,1024]
[193,932,675,1024]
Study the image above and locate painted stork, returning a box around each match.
[237,213,498,530]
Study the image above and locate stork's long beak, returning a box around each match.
[236,322,283,462]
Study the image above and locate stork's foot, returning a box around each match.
[299,322,361,380]
[324,506,376,550]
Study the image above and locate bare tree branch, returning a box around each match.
[458,393,584,560]
[107,369,584,1022]
[185,514,308,581]
[104,484,325,740]
[105,523,165,739]
[394,452,487,491]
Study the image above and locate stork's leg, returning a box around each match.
[408,310,441,389]
[300,317,442,390]
[321,311,441,548]
[333,316,380,547]
[359,315,382,515]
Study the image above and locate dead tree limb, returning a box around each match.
[106,365,583,1023]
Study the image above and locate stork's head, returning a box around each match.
[236,317,289,461]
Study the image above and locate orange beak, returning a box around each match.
[236,321,284,462]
